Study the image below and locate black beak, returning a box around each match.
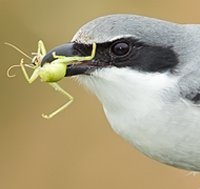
[41,42,96,77]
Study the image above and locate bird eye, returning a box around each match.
[111,42,130,56]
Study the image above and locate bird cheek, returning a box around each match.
[40,63,67,82]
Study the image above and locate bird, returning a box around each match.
[41,14,200,171]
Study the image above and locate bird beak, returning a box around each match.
[41,42,96,76]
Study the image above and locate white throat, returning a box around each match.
[76,66,177,134]
[77,67,177,119]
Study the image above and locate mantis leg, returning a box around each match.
[52,43,96,63]
[42,82,74,119]
[20,59,40,83]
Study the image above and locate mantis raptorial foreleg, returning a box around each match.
[42,82,74,119]
[20,59,40,83]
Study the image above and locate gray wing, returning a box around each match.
[179,68,200,104]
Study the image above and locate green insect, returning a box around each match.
[6,40,96,119]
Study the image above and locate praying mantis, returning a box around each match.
[6,40,96,119]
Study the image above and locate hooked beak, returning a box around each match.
[41,42,97,77]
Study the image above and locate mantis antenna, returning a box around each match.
[5,42,33,78]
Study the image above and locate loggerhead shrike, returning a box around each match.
[41,14,200,171]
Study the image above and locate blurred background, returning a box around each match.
[1,0,200,188]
